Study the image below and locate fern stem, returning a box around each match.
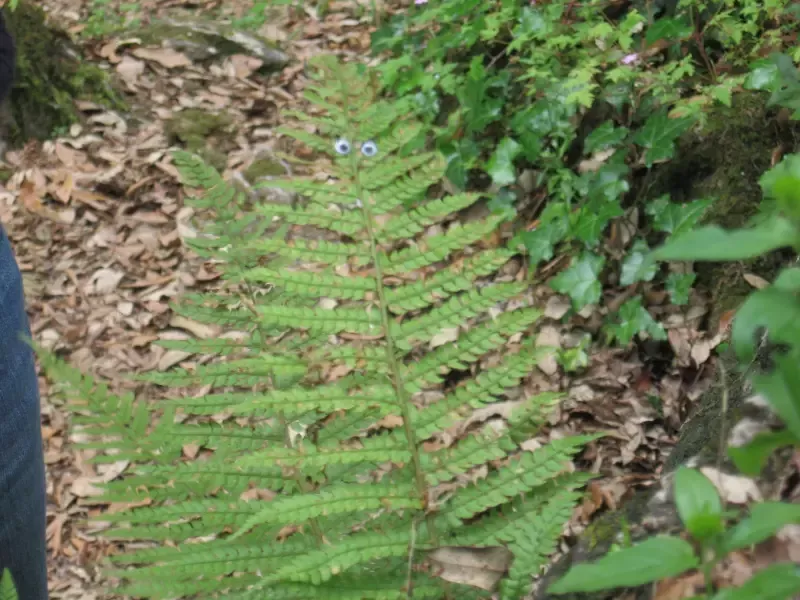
[353,176,437,546]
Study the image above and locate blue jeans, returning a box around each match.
[0,226,47,600]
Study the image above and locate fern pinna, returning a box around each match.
[42,56,596,600]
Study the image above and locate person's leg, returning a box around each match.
[0,225,48,600]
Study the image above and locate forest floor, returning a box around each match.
[0,0,749,598]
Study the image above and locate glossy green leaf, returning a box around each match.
[666,272,695,305]
[488,137,522,187]
[550,252,605,310]
[760,153,800,220]
[584,121,629,154]
[731,286,800,366]
[520,203,571,265]
[729,429,797,476]
[674,467,724,542]
[646,17,693,44]
[572,200,624,247]
[752,355,800,440]
[548,536,699,594]
[745,59,781,91]
[633,111,694,167]
[646,196,713,237]
[710,563,800,600]
[0,569,17,600]
[721,502,800,554]
[607,297,666,346]
[620,240,658,286]
[651,216,799,262]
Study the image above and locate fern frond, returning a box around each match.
[44,56,593,600]
[385,249,513,314]
[377,193,485,243]
[397,282,526,344]
[262,530,415,586]
[437,435,597,527]
[384,218,505,275]
[230,484,421,541]
[244,268,377,301]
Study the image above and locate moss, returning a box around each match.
[4,2,127,146]
[642,92,798,321]
[165,108,236,172]
[243,155,287,182]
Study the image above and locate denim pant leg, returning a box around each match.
[0,226,47,600]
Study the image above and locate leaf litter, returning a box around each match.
[1,0,794,598]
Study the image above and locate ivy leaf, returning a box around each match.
[674,467,724,542]
[633,111,694,167]
[646,195,713,237]
[729,429,797,476]
[645,17,693,44]
[487,137,522,187]
[572,200,624,248]
[584,121,629,154]
[720,502,800,555]
[710,563,800,600]
[607,296,666,345]
[548,536,699,594]
[652,216,799,262]
[487,188,517,221]
[744,58,781,91]
[620,240,658,286]
[519,202,571,265]
[666,272,695,305]
[550,252,605,310]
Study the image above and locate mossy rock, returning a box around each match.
[137,17,288,71]
[4,1,126,146]
[165,108,235,172]
[643,92,799,322]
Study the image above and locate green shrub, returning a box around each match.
[549,59,800,598]
[372,0,800,346]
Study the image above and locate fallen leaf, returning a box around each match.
[429,546,512,591]
[430,327,459,348]
[88,268,125,295]
[132,47,192,69]
[743,273,770,289]
[700,467,762,504]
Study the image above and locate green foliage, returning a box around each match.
[372,0,800,346]
[551,465,800,596]
[553,66,800,597]
[40,57,593,599]
[0,570,18,600]
[548,535,699,594]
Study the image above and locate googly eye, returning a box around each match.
[360,140,378,157]
[334,138,352,155]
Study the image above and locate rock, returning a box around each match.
[5,1,127,146]
[237,151,294,206]
[537,350,791,599]
[164,108,235,172]
[138,18,289,72]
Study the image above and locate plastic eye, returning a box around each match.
[360,140,378,157]
[334,138,352,155]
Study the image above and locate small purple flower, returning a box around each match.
[621,53,639,65]
[415,0,428,4]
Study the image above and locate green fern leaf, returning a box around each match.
[41,56,592,600]
[0,570,17,600]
